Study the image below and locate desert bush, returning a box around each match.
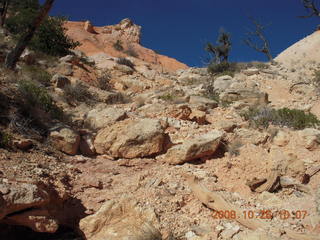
[21,65,52,86]
[124,45,139,58]
[159,93,175,102]
[96,71,112,90]
[18,79,63,120]
[116,57,135,69]
[63,82,94,103]
[0,131,12,148]
[113,40,124,52]
[207,62,237,77]
[242,107,320,130]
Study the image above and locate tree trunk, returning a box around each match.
[0,0,10,27]
[4,0,54,69]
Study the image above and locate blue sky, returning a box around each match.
[50,0,319,67]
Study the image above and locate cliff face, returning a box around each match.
[64,19,188,72]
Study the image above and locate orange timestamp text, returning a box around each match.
[212,209,308,220]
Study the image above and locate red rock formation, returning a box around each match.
[64,19,188,72]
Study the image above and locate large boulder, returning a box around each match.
[163,131,224,165]
[85,107,127,130]
[79,199,161,240]
[49,126,80,155]
[94,118,168,158]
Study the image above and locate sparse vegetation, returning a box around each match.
[18,79,63,120]
[124,45,139,58]
[0,130,12,148]
[113,40,124,51]
[116,57,135,69]
[207,62,237,77]
[63,82,94,103]
[242,107,320,130]
[159,93,176,102]
[21,65,52,86]
[96,71,112,90]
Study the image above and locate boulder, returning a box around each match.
[94,118,168,158]
[85,107,127,130]
[49,126,80,155]
[80,134,96,157]
[21,49,36,65]
[243,68,260,76]
[51,74,70,89]
[235,128,269,145]
[87,86,124,104]
[79,199,161,240]
[189,109,207,125]
[189,96,218,109]
[55,62,73,76]
[298,128,320,150]
[273,130,290,147]
[135,65,157,79]
[13,139,33,150]
[164,131,223,165]
[220,89,269,107]
[213,75,236,92]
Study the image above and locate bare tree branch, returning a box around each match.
[243,17,273,62]
[299,0,320,18]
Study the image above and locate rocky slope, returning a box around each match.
[0,24,320,240]
[65,19,188,73]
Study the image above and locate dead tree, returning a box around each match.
[0,0,11,27]
[299,0,320,18]
[4,0,54,69]
[244,17,273,62]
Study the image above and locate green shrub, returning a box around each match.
[113,40,124,51]
[63,82,94,103]
[116,57,135,69]
[0,131,12,148]
[18,79,63,119]
[207,62,237,77]
[242,107,320,130]
[21,65,52,86]
[159,93,175,102]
